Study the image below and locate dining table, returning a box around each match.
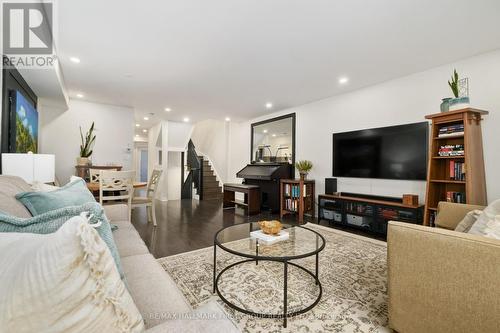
[86,181,148,192]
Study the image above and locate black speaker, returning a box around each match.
[325,178,337,195]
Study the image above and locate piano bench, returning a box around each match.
[223,184,261,215]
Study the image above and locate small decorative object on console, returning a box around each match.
[402,194,419,206]
[258,220,282,235]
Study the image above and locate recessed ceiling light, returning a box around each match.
[164,107,171,112]
[135,124,140,127]
[143,116,149,121]
[143,129,147,133]
[70,57,81,63]
[135,134,139,137]
[338,76,349,84]
[272,134,277,137]
[263,129,268,133]
[76,93,84,98]
[265,102,273,109]
[225,117,231,122]
[183,117,190,122]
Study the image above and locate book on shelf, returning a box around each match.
[438,124,464,137]
[429,211,437,227]
[438,144,464,157]
[284,198,299,212]
[449,161,466,181]
[446,191,466,204]
[283,183,307,197]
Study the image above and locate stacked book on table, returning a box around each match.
[250,230,289,245]
[438,124,464,138]
[438,144,464,157]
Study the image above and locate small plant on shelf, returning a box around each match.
[78,122,96,166]
[295,160,313,180]
[448,69,460,98]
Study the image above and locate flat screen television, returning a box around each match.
[332,122,428,180]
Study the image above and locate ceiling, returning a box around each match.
[57,0,500,129]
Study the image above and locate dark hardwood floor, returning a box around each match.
[131,198,383,258]
[131,199,302,258]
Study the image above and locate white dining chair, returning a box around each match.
[99,170,135,221]
[132,169,162,226]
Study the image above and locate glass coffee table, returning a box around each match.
[213,222,325,327]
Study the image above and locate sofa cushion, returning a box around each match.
[0,202,125,280]
[121,254,192,329]
[454,209,482,233]
[469,199,500,236]
[16,178,95,215]
[0,175,33,218]
[145,300,240,333]
[113,223,150,257]
[0,215,144,333]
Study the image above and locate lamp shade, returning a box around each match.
[1,153,55,184]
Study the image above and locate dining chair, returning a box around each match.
[89,167,120,183]
[132,169,162,226]
[99,170,135,221]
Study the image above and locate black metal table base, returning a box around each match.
[213,252,322,328]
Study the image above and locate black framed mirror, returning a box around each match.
[250,113,295,166]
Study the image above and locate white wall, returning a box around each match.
[230,50,500,204]
[191,119,230,182]
[39,99,134,183]
[167,121,193,150]
[167,151,182,200]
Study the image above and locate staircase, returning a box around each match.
[196,157,223,200]
[181,140,223,201]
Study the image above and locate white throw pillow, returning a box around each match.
[0,214,144,333]
[484,215,500,240]
[468,199,500,236]
[31,181,60,192]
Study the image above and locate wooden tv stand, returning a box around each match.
[317,193,424,237]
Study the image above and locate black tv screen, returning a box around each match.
[332,122,428,180]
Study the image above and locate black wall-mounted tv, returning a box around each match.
[332,122,428,181]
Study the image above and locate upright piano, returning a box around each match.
[236,163,292,212]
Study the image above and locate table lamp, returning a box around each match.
[1,152,55,184]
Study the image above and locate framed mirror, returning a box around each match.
[251,113,295,165]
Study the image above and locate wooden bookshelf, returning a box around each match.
[280,179,315,224]
[424,108,488,226]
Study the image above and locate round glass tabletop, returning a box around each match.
[214,222,325,260]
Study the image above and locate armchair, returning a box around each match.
[387,202,500,333]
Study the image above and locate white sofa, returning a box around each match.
[0,175,239,333]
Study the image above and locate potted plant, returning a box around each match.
[446,69,470,111]
[295,160,313,180]
[77,122,96,166]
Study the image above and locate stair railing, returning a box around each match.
[181,140,203,200]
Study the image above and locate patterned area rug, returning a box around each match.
[158,223,389,333]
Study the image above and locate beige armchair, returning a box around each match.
[387,202,500,333]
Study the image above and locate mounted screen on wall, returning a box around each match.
[332,122,428,180]
[10,90,39,153]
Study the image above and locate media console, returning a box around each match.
[317,192,424,237]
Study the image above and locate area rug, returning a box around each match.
[158,223,389,333]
